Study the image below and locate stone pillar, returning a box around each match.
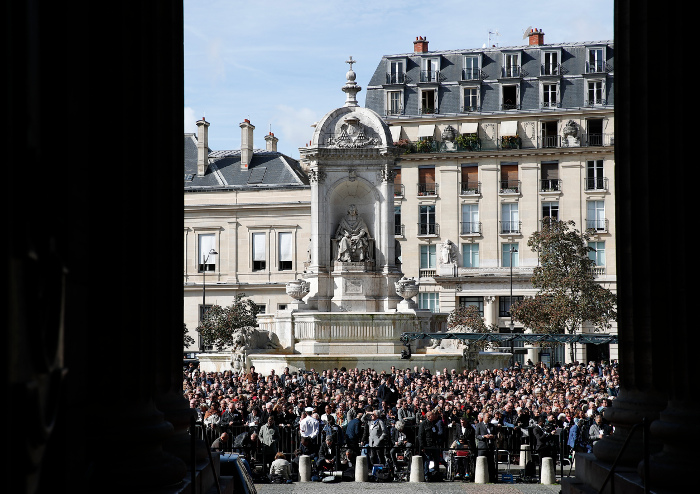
[474,456,488,483]
[299,455,311,482]
[540,457,555,484]
[409,455,424,482]
[355,455,368,482]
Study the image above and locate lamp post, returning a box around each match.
[201,248,218,350]
[508,245,518,368]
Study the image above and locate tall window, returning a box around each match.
[461,203,479,234]
[541,161,559,190]
[501,203,519,234]
[542,51,559,75]
[587,47,605,73]
[420,244,437,269]
[393,167,403,197]
[588,241,606,266]
[542,83,559,108]
[278,232,292,271]
[542,202,559,224]
[587,200,606,231]
[503,53,520,77]
[420,89,437,114]
[586,80,605,106]
[387,60,404,84]
[499,296,524,317]
[421,57,440,82]
[462,244,479,268]
[418,167,437,196]
[463,55,480,80]
[586,159,605,189]
[198,233,216,272]
[461,164,479,194]
[419,205,437,235]
[394,205,403,236]
[502,243,519,268]
[252,232,266,271]
[419,292,440,313]
[463,87,479,112]
[500,163,519,193]
[387,90,402,115]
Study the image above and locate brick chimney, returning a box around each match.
[264,132,278,152]
[196,117,210,177]
[528,28,545,46]
[413,36,429,53]
[240,119,255,170]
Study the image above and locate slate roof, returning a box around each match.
[184,134,309,190]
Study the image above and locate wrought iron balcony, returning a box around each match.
[540,63,564,76]
[460,181,481,195]
[394,183,405,197]
[585,133,614,146]
[501,66,523,78]
[584,177,609,191]
[395,224,405,237]
[461,221,482,235]
[585,61,613,74]
[385,105,403,116]
[462,68,482,81]
[499,180,521,194]
[417,222,439,236]
[586,218,609,232]
[417,183,439,196]
[540,179,562,192]
[500,220,522,234]
[386,73,407,84]
[419,70,441,83]
[419,105,438,115]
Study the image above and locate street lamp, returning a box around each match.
[508,245,518,368]
[201,248,218,349]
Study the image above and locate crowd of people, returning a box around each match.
[185,359,618,482]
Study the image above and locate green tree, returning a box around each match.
[446,304,498,352]
[510,219,617,361]
[196,294,260,351]
[183,323,195,349]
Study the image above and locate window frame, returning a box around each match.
[277,231,293,271]
[251,231,267,272]
[198,232,217,273]
[462,243,480,268]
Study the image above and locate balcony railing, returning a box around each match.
[499,180,521,194]
[586,61,613,74]
[460,181,481,195]
[419,268,436,278]
[386,73,407,84]
[584,177,609,191]
[462,68,482,81]
[500,220,522,234]
[417,223,439,236]
[386,105,403,116]
[395,224,405,237]
[417,183,438,196]
[585,133,613,146]
[586,218,609,232]
[540,135,561,148]
[461,221,482,235]
[540,179,562,192]
[419,70,441,83]
[501,66,522,78]
[419,105,438,115]
[500,136,522,149]
[540,63,563,76]
[394,183,405,197]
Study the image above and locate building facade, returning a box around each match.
[364,31,616,364]
[184,119,311,351]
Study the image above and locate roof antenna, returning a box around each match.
[488,29,500,47]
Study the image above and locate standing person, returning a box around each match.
[368,409,388,466]
[377,376,399,409]
[345,409,364,456]
[475,412,498,483]
[211,432,229,452]
[259,416,280,468]
[418,410,443,480]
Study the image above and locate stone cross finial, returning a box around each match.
[346,56,356,71]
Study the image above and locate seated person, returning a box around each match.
[318,436,339,472]
[389,420,412,466]
[269,452,292,484]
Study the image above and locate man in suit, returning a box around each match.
[475,412,497,483]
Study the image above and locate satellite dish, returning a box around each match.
[523,26,533,39]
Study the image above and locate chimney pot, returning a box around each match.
[413,36,429,53]
[196,118,211,177]
[528,28,545,45]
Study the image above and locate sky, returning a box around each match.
[184,0,614,159]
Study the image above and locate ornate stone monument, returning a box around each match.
[246,60,465,373]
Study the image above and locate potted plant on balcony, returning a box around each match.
[415,137,434,153]
[501,135,521,149]
[393,138,415,154]
[455,133,480,151]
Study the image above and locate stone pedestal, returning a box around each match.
[299,455,311,482]
[540,457,555,484]
[355,455,368,482]
[410,455,424,482]
[474,456,488,483]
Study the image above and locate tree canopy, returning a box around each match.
[446,303,498,351]
[196,294,260,351]
[510,219,617,360]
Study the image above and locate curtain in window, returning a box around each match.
[199,234,216,265]
[252,233,266,261]
[278,232,292,262]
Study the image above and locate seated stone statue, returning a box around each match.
[335,204,372,262]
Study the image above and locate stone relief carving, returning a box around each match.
[440,239,457,264]
[329,116,380,148]
[335,204,372,262]
[308,169,326,183]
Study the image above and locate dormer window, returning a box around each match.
[420,57,440,83]
[541,50,562,76]
[386,59,406,84]
[463,55,481,80]
[502,52,521,78]
[586,47,607,73]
